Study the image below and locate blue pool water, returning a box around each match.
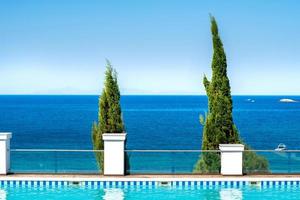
[1,184,300,200]
[1,95,300,173]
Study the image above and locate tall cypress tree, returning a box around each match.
[92,60,125,173]
[194,16,268,173]
[104,60,124,133]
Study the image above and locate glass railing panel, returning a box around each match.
[55,151,101,173]
[11,150,57,173]
[11,150,103,174]
[12,149,300,174]
[125,150,220,174]
[243,150,300,174]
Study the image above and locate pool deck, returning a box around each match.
[1,174,300,181]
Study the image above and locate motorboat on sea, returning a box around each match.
[275,143,287,151]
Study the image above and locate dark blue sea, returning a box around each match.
[1,95,300,173]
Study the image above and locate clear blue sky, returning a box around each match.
[1,0,300,95]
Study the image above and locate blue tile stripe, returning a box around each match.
[0,180,299,188]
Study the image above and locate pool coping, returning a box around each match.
[1,174,300,182]
[1,174,300,188]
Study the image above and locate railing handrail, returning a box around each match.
[10,149,219,152]
[125,150,220,152]
[11,149,104,152]
[10,149,300,153]
[244,150,300,152]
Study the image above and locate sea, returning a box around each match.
[1,95,300,173]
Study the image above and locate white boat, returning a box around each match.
[279,98,297,103]
[275,143,287,151]
[246,99,255,103]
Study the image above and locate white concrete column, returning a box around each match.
[219,144,244,176]
[0,132,12,175]
[103,133,127,175]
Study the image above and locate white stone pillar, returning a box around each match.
[103,133,127,175]
[0,132,12,175]
[219,144,244,175]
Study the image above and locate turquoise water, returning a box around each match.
[1,185,300,200]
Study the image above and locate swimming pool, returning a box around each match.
[0,180,300,200]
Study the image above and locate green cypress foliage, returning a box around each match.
[104,60,124,133]
[194,16,268,173]
[92,60,125,173]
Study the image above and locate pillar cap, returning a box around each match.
[0,132,12,140]
[219,144,244,151]
[102,133,127,141]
